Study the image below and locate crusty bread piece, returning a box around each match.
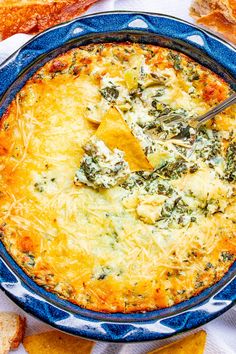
[190,0,236,44]
[0,312,26,354]
[0,0,99,40]
[191,0,236,23]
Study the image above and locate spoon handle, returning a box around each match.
[191,92,236,128]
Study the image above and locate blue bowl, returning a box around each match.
[0,11,235,342]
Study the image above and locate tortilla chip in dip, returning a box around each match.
[95,107,152,171]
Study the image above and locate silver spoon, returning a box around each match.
[159,92,236,141]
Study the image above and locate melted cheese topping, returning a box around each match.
[0,43,235,313]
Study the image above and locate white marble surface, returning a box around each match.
[0,1,235,353]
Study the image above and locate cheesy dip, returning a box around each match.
[0,43,236,313]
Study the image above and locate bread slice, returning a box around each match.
[190,0,236,44]
[0,0,99,40]
[0,312,26,354]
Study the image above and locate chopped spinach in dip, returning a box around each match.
[224,142,236,182]
[74,137,130,188]
[76,62,235,229]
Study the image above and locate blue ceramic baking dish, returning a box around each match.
[0,11,235,342]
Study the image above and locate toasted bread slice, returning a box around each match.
[0,0,99,40]
[0,312,26,354]
[190,0,236,44]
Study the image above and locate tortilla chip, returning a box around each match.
[95,107,152,171]
[149,330,207,354]
[23,330,94,354]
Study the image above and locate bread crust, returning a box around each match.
[0,312,26,353]
[191,0,236,44]
[10,315,26,349]
[196,10,236,44]
[0,0,98,40]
